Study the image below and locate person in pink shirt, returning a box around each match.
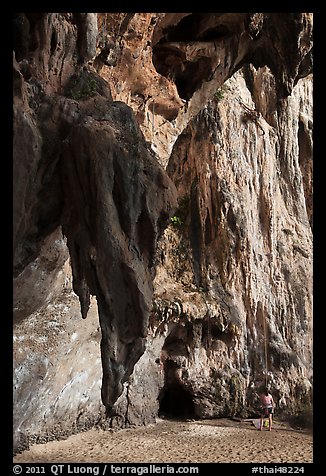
[259,387,275,431]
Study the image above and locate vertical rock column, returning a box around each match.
[61,101,177,409]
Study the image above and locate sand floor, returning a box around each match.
[13,418,313,464]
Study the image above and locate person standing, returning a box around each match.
[259,387,275,431]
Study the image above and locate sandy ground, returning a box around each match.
[13,418,313,464]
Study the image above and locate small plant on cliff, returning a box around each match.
[65,70,103,101]
[213,84,231,103]
[170,195,191,229]
[213,88,225,102]
[171,215,183,227]
[197,286,207,293]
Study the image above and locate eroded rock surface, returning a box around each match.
[60,98,177,408]
[13,12,313,452]
[153,68,312,420]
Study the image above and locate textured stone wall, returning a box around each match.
[13,13,313,452]
[152,67,312,420]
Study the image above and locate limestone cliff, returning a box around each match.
[154,69,312,420]
[13,13,313,452]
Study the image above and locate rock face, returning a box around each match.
[154,68,312,420]
[61,98,177,409]
[13,13,313,451]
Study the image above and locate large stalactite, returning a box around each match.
[60,99,177,408]
[13,12,313,451]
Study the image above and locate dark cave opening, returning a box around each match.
[158,383,196,419]
[158,358,196,419]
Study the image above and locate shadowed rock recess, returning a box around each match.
[13,13,312,452]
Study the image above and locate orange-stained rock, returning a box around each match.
[13,12,313,453]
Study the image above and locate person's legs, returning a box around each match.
[260,415,264,430]
[268,412,273,431]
